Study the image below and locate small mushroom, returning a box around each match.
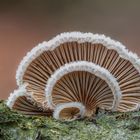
[53,102,85,121]
[7,84,52,116]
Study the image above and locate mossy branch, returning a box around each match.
[0,100,140,140]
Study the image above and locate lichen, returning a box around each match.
[0,100,140,140]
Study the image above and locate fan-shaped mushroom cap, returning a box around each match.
[16,32,140,86]
[45,61,121,116]
[53,102,85,121]
[7,84,52,116]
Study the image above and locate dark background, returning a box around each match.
[0,0,140,99]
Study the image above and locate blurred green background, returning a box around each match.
[0,0,140,99]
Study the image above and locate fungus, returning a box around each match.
[7,32,140,121]
[53,102,85,121]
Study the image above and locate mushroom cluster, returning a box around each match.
[7,32,140,121]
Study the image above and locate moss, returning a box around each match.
[0,100,140,140]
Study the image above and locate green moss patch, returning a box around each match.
[0,100,140,140]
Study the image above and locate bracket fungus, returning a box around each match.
[7,32,140,121]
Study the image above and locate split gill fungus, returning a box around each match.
[7,32,140,121]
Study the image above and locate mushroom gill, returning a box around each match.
[51,71,113,117]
